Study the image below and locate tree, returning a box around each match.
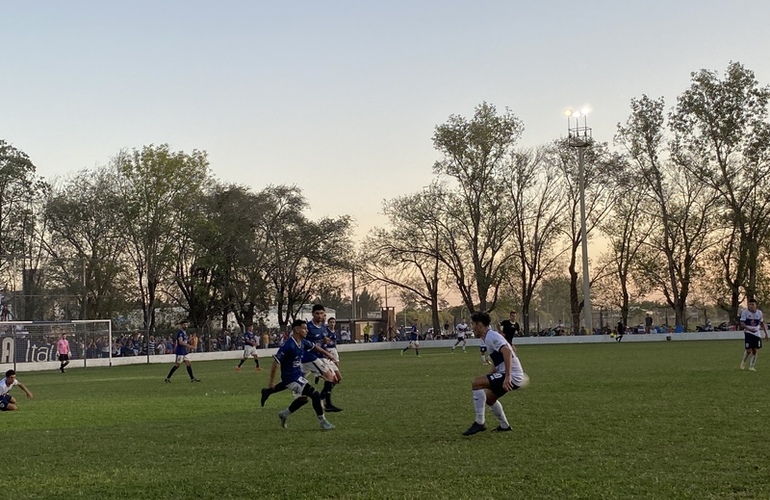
[115,144,210,332]
[43,166,130,320]
[432,102,522,313]
[617,94,720,329]
[363,184,448,334]
[503,148,567,335]
[669,62,770,320]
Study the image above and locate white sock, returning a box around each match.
[480,355,485,363]
[472,389,486,424]
[742,351,750,362]
[750,354,758,368]
[489,401,510,428]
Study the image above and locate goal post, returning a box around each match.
[0,319,112,373]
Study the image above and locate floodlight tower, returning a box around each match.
[564,107,593,334]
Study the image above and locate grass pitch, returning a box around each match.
[3,340,769,499]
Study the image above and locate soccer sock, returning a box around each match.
[186,365,195,379]
[489,401,510,428]
[310,392,324,416]
[288,398,308,414]
[415,349,419,356]
[237,359,245,368]
[750,353,758,368]
[472,389,486,425]
[254,358,260,368]
[320,381,333,400]
[63,360,69,368]
[481,355,485,363]
[742,351,750,362]
[166,366,178,379]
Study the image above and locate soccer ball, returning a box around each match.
[519,373,530,388]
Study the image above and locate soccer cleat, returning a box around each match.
[236,366,241,372]
[260,388,270,407]
[191,378,201,383]
[462,421,487,436]
[255,367,262,372]
[164,378,171,383]
[400,351,404,356]
[325,405,343,413]
[319,418,335,431]
[740,362,745,370]
[749,367,757,371]
[278,410,289,429]
[492,425,512,432]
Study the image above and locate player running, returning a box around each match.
[401,322,420,357]
[740,297,769,371]
[452,320,469,353]
[236,323,262,372]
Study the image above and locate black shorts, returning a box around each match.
[480,345,487,353]
[486,372,521,398]
[745,333,763,350]
[0,394,11,411]
[59,354,70,362]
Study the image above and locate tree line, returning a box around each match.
[2,62,768,336]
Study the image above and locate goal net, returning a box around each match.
[0,320,112,372]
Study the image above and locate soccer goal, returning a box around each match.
[0,319,112,372]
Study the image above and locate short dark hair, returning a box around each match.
[312,304,325,313]
[5,369,15,377]
[510,311,517,315]
[179,319,189,324]
[749,297,758,304]
[327,317,336,322]
[471,311,491,327]
[292,319,306,328]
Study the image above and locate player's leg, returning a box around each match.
[237,353,247,369]
[462,339,467,352]
[464,375,493,435]
[300,384,334,430]
[750,346,760,371]
[261,381,287,407]
[253,354,261,371]
[165,360,182,381]
[184,359,200,382]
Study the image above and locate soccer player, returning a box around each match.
[303,305,343,412]
[164,319,201,383]
[500,311,520,343]
[266,319,335,431]
[463,311,527,436]
[57,333,71,373]
[740,298,769,371]
[401,322,420,356]
[452,320,468,353]
[324,317,340,367]
[1,369,34,411]
[236,324,262,372]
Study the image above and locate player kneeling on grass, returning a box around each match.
[263,319,335,431]
[1,369,34,412]
[463,311,528,436]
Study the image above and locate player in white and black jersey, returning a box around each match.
[452,320,469,353]
[462,311,527,436]
[740,297,769,371]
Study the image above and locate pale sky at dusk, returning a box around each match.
[2,1,769,240]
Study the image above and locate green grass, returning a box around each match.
[3,341,769,499]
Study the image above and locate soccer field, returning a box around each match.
[3,340,769,499]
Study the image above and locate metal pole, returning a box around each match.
[578,147,592,333]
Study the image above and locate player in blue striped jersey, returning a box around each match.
[264,319,335,430]
[303,305,343,412]
[164,319,200,383]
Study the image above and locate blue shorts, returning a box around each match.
[0,394,11,411]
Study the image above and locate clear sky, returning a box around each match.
[2,1,769,240]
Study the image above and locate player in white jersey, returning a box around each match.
[452,321,469,353]
[739,297,768,371]
[462,311,526,436]
[0,369,34,411]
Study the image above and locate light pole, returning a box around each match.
[564,107,593,334]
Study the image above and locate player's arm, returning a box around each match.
[18,382,33,399]
[762,320,769,339]
[312,344,334,360]
[502,345,514,392]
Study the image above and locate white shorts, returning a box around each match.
[286,376,309,398]
[326,347,340,363]
[302,358,335,377]
[243,345,259,358]
[175,354,190,363]
[456,336,465,341]
[409,340,420,348]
